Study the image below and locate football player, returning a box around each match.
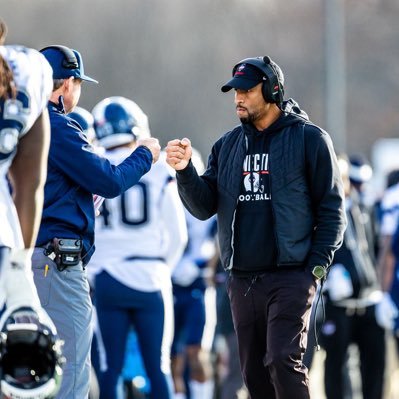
[89,96,188,399]
[0,19,63,398]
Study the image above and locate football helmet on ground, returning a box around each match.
[0,305,64,399]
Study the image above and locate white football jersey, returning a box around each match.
[172,211,217,286]
[89,149,188,291]
[0,45,53,249]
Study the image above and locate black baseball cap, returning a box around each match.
[221,63,265,92]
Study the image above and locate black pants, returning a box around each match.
[227,268,316,399]
[320,302,386,399]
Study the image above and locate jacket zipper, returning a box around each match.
[268,139,280,266]
[228,135,247,270]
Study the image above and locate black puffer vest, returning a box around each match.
[217,122,313,270]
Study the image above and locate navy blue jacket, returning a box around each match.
[36,100,152,264]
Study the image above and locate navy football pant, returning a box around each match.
[172,282,206,354]
[95,270,172,399]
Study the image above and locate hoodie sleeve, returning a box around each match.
[175,139,221,220]
[304,124,347,269]
[49,117,152,198]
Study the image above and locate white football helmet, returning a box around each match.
[0,305,64,399]
[191,147,206,175]
[91,96,151,150]
[68,106,96,144]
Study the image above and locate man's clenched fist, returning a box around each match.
[165,138,192,171]
[137,138,161,163]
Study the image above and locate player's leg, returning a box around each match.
[94,270,132,399]
[356,306,386,399]
[171,285,189,398]
[320,303,352,399]
[185,285,215,399]
[133,287,174,399]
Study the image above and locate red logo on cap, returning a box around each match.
[235,63,246,76]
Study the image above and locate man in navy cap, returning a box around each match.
[166,56,346,399]
[32,45,161,399]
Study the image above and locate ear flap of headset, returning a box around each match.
[40,45,78,69]
[263,56,284,104]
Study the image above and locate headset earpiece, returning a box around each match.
[263,56,271,65]
[40,45,78,70]
[265,57,284,105]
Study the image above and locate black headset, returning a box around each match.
[40,45,78,69]
[232,56,284,105]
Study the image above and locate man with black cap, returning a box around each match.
[32,45,160,399]
[166,56,346,398]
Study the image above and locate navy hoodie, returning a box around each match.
[177,99,346,273]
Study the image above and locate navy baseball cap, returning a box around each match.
[221,63,265,92]
[40,45,98,84]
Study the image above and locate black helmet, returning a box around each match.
[0,306,64,399]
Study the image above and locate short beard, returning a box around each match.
[239,112,257,125]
